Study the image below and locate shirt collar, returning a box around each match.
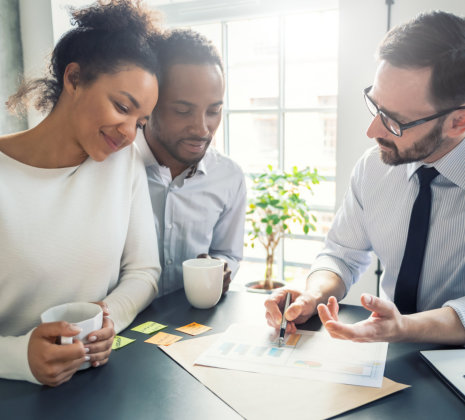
[405,137,465,189]
[134,128,158,167]
[433,137,465,189]
[134,128,209,178]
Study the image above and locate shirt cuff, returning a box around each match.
[309,256,353,298]
[443,297,465,331]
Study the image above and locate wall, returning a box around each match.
[0,0,27,134]
[18,0,54,128]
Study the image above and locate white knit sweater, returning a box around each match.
[0,144,160,383]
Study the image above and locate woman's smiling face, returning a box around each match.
[69,64,158,162]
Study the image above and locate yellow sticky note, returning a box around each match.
[145,332,183,346]
[131,321,167,334]
[286,333,302,347]
[112,335,136,350]
[175,322,212,336]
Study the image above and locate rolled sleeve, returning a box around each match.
[309,158,373,294]
[443,297,465,330]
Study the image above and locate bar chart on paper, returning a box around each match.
[195,324,388,387]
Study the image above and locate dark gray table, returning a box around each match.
[0,290,464,419]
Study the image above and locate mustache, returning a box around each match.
[376,138,395,149]
[180,136,212,143]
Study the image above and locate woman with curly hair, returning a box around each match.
[0,0,162,386]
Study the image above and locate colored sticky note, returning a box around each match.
[112,335,136,350]
[286,333,302,347]
[145,332,183,346]
[131,321,167,334]
[176,322,212,336]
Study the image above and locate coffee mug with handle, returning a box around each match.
[40,302,103,370]
[183,258,224,309]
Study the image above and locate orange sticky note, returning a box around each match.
[175,322,212,336]
[145,332,182,346]
[286,333,302,347]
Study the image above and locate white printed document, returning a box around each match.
[195,323,388,387]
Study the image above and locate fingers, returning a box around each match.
[36,321,82,341]
[360,293,396,316]
[222,269,232,295]
[93,301,110,317]
[285,292,315,324]
[264,289,292,328]
[264,289,312,329]
[264,310,297,334]
[317,303,332,324]
[196,253,209,259]
[323,321,357,340]
[28,326,88,386]
[327,296,339,320]
[85,317,115,368]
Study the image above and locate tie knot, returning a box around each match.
[416,166,439,188]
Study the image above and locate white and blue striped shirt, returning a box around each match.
[310,139,465,326]
[135,130,247,297]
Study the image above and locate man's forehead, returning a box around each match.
[371,61,435,116]
[161,63,224,103]
[165,63,223,83]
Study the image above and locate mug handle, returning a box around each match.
[60,336,73,345]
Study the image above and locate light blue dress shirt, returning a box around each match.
[135,130,247,297]
[310,139,465,326]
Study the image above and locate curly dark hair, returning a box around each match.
[156,28,223,88]
[8,0,162,115]
[378,10,465,109]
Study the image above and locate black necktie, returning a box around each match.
[394,166,439,314]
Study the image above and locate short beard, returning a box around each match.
[148,116,211,167]
[377,119,444,166]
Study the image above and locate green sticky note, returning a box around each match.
[112,335,135,350]
[131,321,167,334]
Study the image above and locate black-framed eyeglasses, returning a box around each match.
[363,85,465,137]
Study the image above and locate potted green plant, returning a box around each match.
[245,165,322,292]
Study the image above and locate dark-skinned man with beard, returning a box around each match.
[135,29,246,298]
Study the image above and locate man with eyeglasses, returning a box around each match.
[265,11,465,344]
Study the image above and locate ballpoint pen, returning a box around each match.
[278,292,291,347]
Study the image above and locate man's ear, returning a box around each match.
[63,62,81,93]
[446,108,465,137]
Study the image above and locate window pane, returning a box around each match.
[227,17,279,109]
[229,113,278,172]
[284,238,325,270]
[283,265,311,288]
[309,181,336,211]
[284,112,336,177]
[283,237,326,286]
[212,118,224,154]
[284,10,338,108]
[233,260,267,286]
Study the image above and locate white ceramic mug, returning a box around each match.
[182,258,224,309]
[40,302,103,370]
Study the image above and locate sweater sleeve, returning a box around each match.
[103,153,161,333]
[0,331,41,384]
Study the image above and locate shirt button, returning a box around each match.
[166,259,173,265]
[167,224,172,229]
